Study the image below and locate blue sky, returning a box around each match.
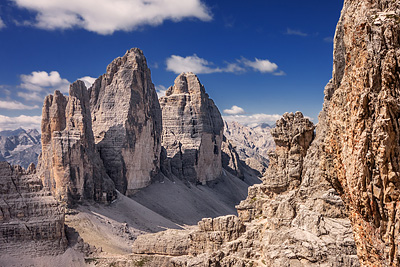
[0,0,343,130]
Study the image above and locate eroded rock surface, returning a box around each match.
[38,81,115,206]
[90,48,162,195]
[322,0,400,265]
[0,162,67,257]
[159,72,223,184]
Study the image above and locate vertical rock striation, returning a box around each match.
[89,48,162,195]
[159,72,223,184]
[0,162,67,256]
[322,0,400,265]
[39,80,115,206]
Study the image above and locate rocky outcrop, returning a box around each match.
[0,161,67,256]
[89,48,162,195]
[131,112,359,266]
[159,72,224,184]
[322,0,400,265]
[38,80,115,206]
[221,136,245,179]
[223,121,274,176]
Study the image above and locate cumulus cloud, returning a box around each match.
[20,71,70,93]
[0,115,42,131]
[12,0,211,35]
[241,58,278,73]
[155,85,168,98]
[223,105,245,115]
[0,17,5,29]
[223,113,282,126]
[166,55,281,75]
[0,100,39,110]
[78,76,96,89]
[286,28,308,37]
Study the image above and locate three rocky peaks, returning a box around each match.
[2,0,400,264]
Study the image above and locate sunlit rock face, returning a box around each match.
[0,162,67,256]
[38,81,115,206]
[89,48,162,195]
[159,72,224,184]
[322,0,400,265]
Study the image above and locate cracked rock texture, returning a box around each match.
[38,81,115,206]
[322,0,400,265]
[131,112,360,266]
[89,48,162,195]
[0,162,67,257]
[159,72,223,184]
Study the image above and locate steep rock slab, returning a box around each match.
[0,162,67,256]
[323,0,400,265]
[159,72,223,184]
[89,48,162,194]
[39,81,115,206]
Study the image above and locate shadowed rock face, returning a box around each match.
[322,0,400,265]
[159,72,224,184]
[38,80,115,206]
[0,162,67,256]
[89,48,162,195]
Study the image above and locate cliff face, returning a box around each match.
[89,48,162,195]
[159,72,224,184]
[38,81,115,206]
[132,112,359,266]
[322,0,400,265]
[0,162,67,256]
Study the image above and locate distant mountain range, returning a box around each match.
[0,128,41,168]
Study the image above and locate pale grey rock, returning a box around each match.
[159,72,223,184]
[89,48,162,195]
[223,121,274,176]
[38,80,115,206]
[0,161,67,257]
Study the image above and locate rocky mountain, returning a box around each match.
[38,80,115,206]
[0,128,41,168]
[89,48,162,195]
[159,72,224,184]
[131,112,360,266]
[322,0,400,265]
[224,121,275,176]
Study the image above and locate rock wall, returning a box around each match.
[322,0,400,265]
[38,80,115,206]
[0,162,67,256]
[89,48,162,195]
[159,72,223,184]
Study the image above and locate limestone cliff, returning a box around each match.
[38,80,115,206]
[0,162,67,256]
[322,0,400,265]
[132,112,359,266]
[89,48,162,195]
[159,72,223,184]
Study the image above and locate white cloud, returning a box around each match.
[324,37,334,43]
[78,76,96,89]
[0,115,41,131]
[12,0,211,35]
[20,71,70,93]
[286,28,308,37]
[223,105,245,115]
[223,113,282,126]
[241,58,278,73]
[0,100,39,110]
[166,54,280,75]
[17,92,43,102]
[0,17,5,29]
[273,70,286,76]
[156,85,168,98]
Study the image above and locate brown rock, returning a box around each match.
[322,0,400,265]
[38,80,115,206]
